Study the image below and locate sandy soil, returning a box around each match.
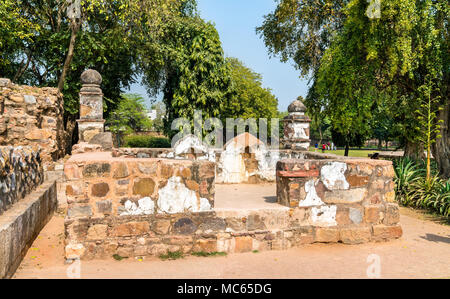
[12,188,450,279]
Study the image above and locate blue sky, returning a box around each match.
[129,0,309,112]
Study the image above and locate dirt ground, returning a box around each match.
[12,188,450,279]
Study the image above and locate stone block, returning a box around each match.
[372,224,403,241]
[112,222,150,237]
[340,227,372,244]
[384,204,400,225]
[67,206,92,218]
[234,236,253,253]
[314,227,339,243]
[364,205,382,224]
[87,224,108,240]
[193,239,217,253]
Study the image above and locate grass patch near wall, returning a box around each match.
[309,147,377,158]
[124,135,171,148]
[159,250,184,261]
[191,251,227,257]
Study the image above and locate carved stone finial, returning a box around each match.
[80,69,102,85]
[283,96,311,150]
[288,96,307,113]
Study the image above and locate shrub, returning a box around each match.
[393,158,450,218]
[124,135,171,148]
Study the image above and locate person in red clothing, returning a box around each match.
[322,144,326,153]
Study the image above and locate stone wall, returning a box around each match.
[0,79,65,164]
[276,159,402,243]
[0,146,44,215]
[64,152,216,259]
[0,178,57,278]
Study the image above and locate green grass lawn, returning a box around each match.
[309,147,377,158]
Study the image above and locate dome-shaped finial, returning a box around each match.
[288,96,307,113]
[81,69,102,85]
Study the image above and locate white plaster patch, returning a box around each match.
[299,180,325,207]
[291,122,309,139]
[321,162,349,190]
[120,197,155,216]
[173,134,208,156]
[217,143,246,183]
[157,176,212,214]
[311,205,337,227]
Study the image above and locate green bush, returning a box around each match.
[393,158,450,217]
[124,135,171,148]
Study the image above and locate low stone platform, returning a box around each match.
[0,178,57,278]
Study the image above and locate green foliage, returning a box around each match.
[0,0,198,146]
[224,57,279,120]
[106,94,152,134]
[394,158,450,217]
[258,0,449,169]
[191,251,227,257]
[124,135,171,148]
[112,254,128,261]
[142,17,234,137]
[159,250,184,261]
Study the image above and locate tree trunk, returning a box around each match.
[58,19,80,92]
[344,143,350,157]
[432,101,450,179]
[404,140,425,160]
[378,138,382,150]
[64,115,78,155]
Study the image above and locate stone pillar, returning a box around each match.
[282,96,311,150]
[76,69,112,150]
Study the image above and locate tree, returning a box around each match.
[106,94,152,135]
[0,0,197,151]
[223,57,279,133]
[141,17,234,137]
[258,0,449,177]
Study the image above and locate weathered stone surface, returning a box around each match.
[349,208,363,224]
[113,162,129,179]
[372,224,403,241]
[234,236,253,253]
[96,200,112,214]
[91,183,110,198]
[340,227,371,244]
[173,218,197,235]
[81,69,102,85]
[193,239,217,253]
[346,175,370,187]
[323,188,366,204]
[198,218,226,232]
[112,222,150,237]
[314,227,339,243]
[133,178,155,197]
[89,132,113,150]
[246,214,266,231]
[87,225,108,240]
[0,84,64,164]
[82,163,111,178]
[67,206,93,218]
[384,204,400,225]
[364,205,382,224]
[153,219,171,235]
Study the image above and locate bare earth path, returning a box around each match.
[13,184,450,279]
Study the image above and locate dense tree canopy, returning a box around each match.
[259,0,449,177]
[224,57,279,121]
[0,0,197,149]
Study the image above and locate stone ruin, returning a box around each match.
[63,70,402,261]
[0,78,65,164]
